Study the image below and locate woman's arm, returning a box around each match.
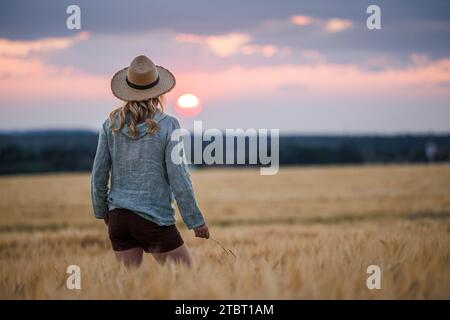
[164,117,208,236]
[91,121,111,219]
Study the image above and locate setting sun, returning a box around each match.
[176,93,201,117]
[177,93,199,109]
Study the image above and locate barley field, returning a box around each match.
[0,164,450,299]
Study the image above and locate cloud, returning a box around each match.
[0,56,108,102]
[290,15,315,26]
[324,18,353,33]
[170,58,450,103]
[0,32,90,58]
[410,53,430,66]
[176,32,289,58]
[241,44,291,58]
[1,29,449,124]
[290,15,353,33]
[2,50,450,107]
[301,50,327,63]
[176,33,250,57]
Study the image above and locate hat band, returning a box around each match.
[126,75,160,90]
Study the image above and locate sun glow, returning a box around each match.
[176,93,201,117]
[177,93,199,109]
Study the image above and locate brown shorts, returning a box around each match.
[107,208,184,253]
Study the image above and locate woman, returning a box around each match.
[91,55,209,268]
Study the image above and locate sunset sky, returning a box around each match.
[1,0,450,133]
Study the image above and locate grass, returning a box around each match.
[0,164,449,299]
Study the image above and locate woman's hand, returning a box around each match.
[194,223,210,239]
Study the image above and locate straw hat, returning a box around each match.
[111,55,176,101]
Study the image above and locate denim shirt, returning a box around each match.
[90,111,205,229]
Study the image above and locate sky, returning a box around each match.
[0,0,450,133]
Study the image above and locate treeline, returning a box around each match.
[0,130,449,174]
[0,130,98,174]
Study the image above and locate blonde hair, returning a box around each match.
[109,95,164,139]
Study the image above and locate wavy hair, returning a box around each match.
[109,95,164,139]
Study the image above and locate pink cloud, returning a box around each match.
[301,50,327,63]
[0,56,108,103]
[241,44,291,58]
[290,15,353,33]
[1,49,449,110]
[176,32,289,58]
[176,33,251,57]
[171,58,450,103]
[0,32,90,58]
[410,53,430,66]
[324,18,353,33]
[291,15,315,26]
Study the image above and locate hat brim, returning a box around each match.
[111,65,176,101]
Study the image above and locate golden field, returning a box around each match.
[0,164,449,299]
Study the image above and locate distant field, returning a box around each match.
[0,164,450,299]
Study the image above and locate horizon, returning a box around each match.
[1,126,450,137]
